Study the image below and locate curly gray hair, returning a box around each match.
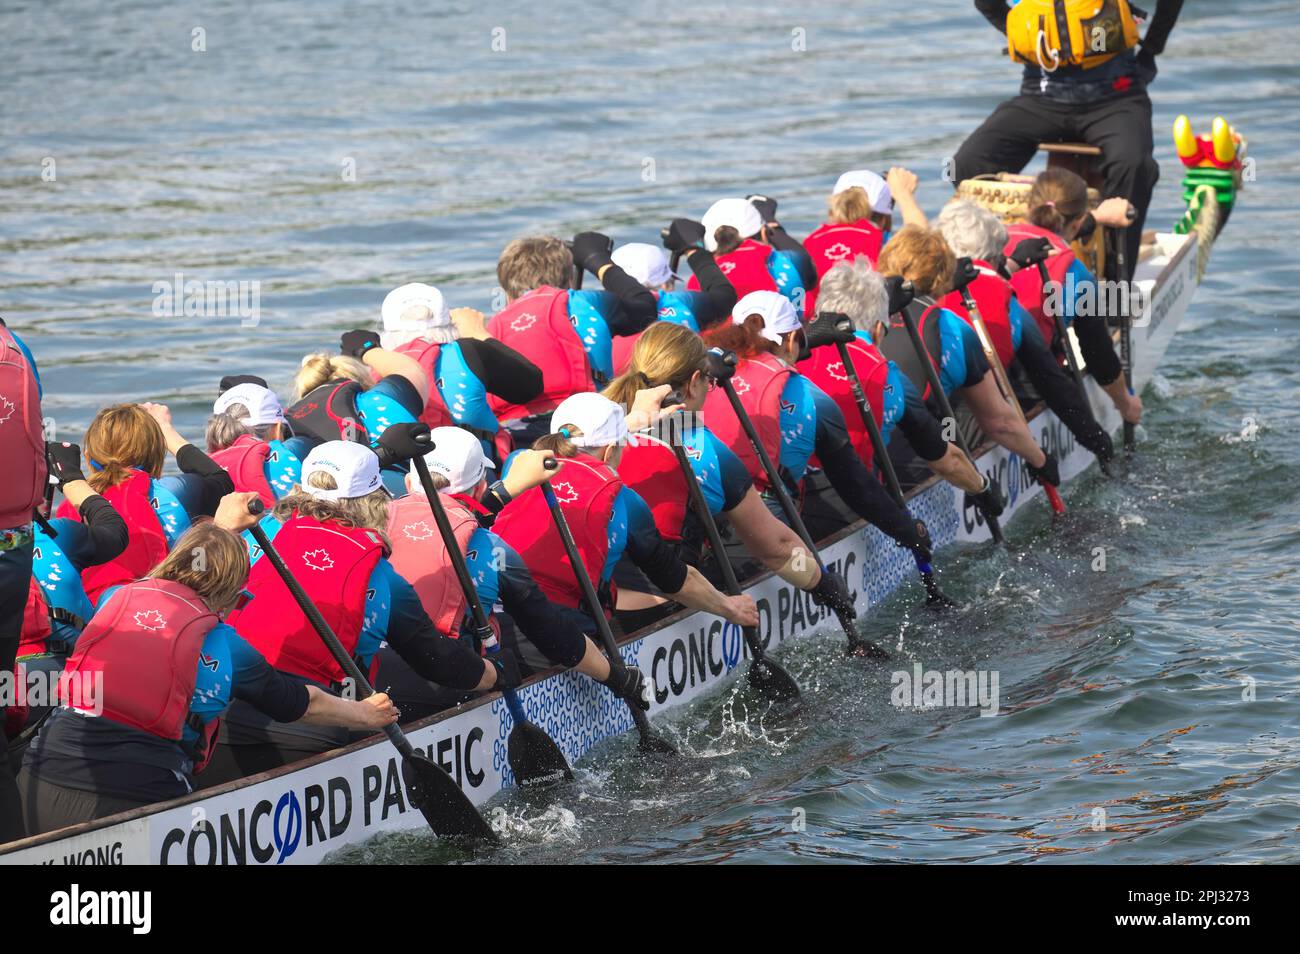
[815,257,888,334]
[935,199,1007,262]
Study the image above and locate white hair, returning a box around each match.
[815,257,888,334]
[936,199,1008,262]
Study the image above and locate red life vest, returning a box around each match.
[701,353,793,492]
[0,322,48,530]
[802,220,885,316]
[486,287,592,422]
[285,380,368,445]
[56,469,169,607]
[688,239,778,299]
[209,435,276,508]
[19,578,54,658]
[941,260,1016,369]
[230,515,384,686]
[385,493,476,638]
[617,434,689,542]
[63,579,219,760]
[797,338,887,469]
[1003,223,1075,350]
[493,454,621,609]
[392,339,456,429]
[880,300,945,405]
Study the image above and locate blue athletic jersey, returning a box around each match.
[27,519,96,652]
[1061,259,1098,327]
[144,477,192,550]
[769,249,807,310]
[567,289,616,382]
[603,485,658,582]
[435,340,500,434]
[935,308,987,395]
[264,438,303,499]
[356,378,420,444]
[776,374,820,483]
[1008,297,1029,351]
[680,424,751,515]
[881,364,912,446]
[655,290,702,333]
[186,622,270,741]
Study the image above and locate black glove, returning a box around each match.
[603,665,651,710]
[1026,452,1060,488]
[1009,237,1052,270]
[340,329,382,360]
[661,218,706,254]
[489,653,521,693]
[746,193,778,223]
[1089,428,1115,466]
[965,476,1006,519]
[46,441,86,487]
[375,422,432,469]
[908,519,934,565]
[804,312,856,350]
[571,231,614,274]
[810,569,857,620]
[951,256,979,292]
[884,275,915,315]
[706,348,737,382]
[218,374,268,394]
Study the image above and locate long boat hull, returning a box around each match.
[0,229,1203,866]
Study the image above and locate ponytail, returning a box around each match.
[712,224,743,256]
[532,429,581,459]
[603,322,710,411]
[1025,168,1089,237]
[294,352,372,400]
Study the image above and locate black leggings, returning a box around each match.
[953,90,1158,279]
[17,770,152,837]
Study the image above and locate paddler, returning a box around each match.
[686,196,817,312]
[953,0,1186,278]
[207,382,315,507]
[17,504,399,834]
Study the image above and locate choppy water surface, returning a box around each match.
[3,1,1298,863]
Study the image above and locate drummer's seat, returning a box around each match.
[1039,142,1104,190]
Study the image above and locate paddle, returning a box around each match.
[663,417,801,700]
[887,278,1005,545]
[951,257,1071,510]
[244,499,499,846]
[706,348,888,659]
[1113,224,1136,454]
[803,312,955,609]
[409,453,573,790]
[538,482,677,755]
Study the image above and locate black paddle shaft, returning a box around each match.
[893,304,1005,544]
[539,483,673,752]
[1034,259,1089,394]
[1114,225,1136,453]
[709,358,886,658]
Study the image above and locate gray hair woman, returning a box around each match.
[935,199,1007,264]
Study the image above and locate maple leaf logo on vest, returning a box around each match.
[302,548,335,571]
[0,396,13,424]
[826,361,849,381]
[289,402,318,419]
[719,261,736,275]
[402,520,433,541]
[133,609,166,631]
[510,312,537,332]
[824,242,852,262]
[732,377,751,395]
[551,481,580,504]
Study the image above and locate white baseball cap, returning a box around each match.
[213,383,286,427]
[380,283,451,348]
[733,290,802,344]
[301,441,384,501]
[411,426,495,495]
[550,393,628,448]
[611,243,673,288]
[701,198,763,252]
[832,170,893,215]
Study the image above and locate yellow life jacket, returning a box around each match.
[1006,0,1139,71]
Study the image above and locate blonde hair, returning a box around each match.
[936,198,1008,262]
[815,258,888,333]
[273,470,391,549]
[1026,168,1090,236]
[827,188,873,225]
[876,224,956,298]
[84,404,167,494]
[149,522,250,615]
[294,353,372,400]
[497,236,573,300]
[604,322,708,409]
[205,403,278,453]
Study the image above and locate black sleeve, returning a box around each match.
[385,575,487,691]
[497,559,587,668]
[764,226,819,291]
[896,387,950,462]
[598,264,659,337]
[683,250,737,328]
[815,400,923,550]
[1015,322,1112,457]
[174,443,235,516]
[1142,0,1184,54]
[76,495,130,567]
[623,504,691,596]
[1073,314,1123,385]
[974,0,1011,32]
[230,653,312,724]
[457,337,544,405]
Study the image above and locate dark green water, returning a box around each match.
[4,1,1297,863]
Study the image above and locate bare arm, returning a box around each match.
[362,347,430,405]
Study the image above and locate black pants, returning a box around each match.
[0,540,33,843]
[17,770,151,837]
[953,90,1158,279]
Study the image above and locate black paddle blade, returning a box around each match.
[402,750,499,846]
[636,730,679,756]
[921,574,959,611]
[746,657,801,702]
[845,638,891,661]
[508,721,574,790]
